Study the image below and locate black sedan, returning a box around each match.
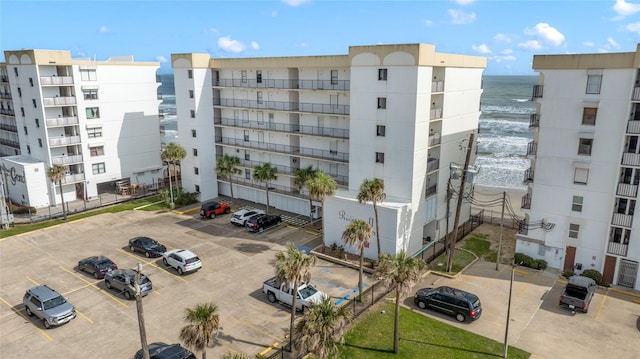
[134,342,196,359]
[78,256,118,279]
[128,237,166,258]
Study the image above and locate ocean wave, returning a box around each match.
[512,98,529,102]
[481,104,535,115]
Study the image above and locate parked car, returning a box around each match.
[200,201,230,219]
[77,255,118,279]
[559,275,597,313]
[23,285,76,329]
[162,249,202,275]
[230,208,265,226]
[246,214,282,232]
[262,276,326,312]
[413,286,482,322]
[104,269,153,299]
[134,342,196,359]
[128,236,166,258]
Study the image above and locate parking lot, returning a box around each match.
[409,260,640,359]
[0,207,366,358]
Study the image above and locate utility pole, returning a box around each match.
[496,191,506,270]
[446,132,474,273]
[135,262,150,359]
[443,176,452,261]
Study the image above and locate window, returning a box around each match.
[87,127,103,138]
[195,185,200,193]
[331,70,338,85]
[586,75,602,94]
[26,145,30,154]
[330,95,338,108]
[378,69,388,81]
[256,70,262,84]
[38,138,42,147]
[83,89,98,100]
[20,107,24,117]
[191,129,197,137]
[376,125,386,137]
[257,111,264,124]
[194,167,199,175]
[90,146,104,156]
[23,126,27,135]
[241,70,247,83]
[245,169,251,179]
[35,118,39,128]
[13,67,18,76]
[29,78,34,87]
[574,168,589,184]
[189,90,194,99]
[244,150,250,160]
[190,110,195,118]
[193,148,198,157]
[257,91,263,104]
[92,162,106,174]
[582,107,597,125]
[569,224,580,239]
[244,130,249,141]
[187,70,193,79]
[32,99,37,108]
[376,152,385,163]
[611,227,631,244]
[86,107,100,119]
[377,97,387,109]
[17,87,21,97]
[80,69,97,81]
[578,138,593,155]
[572,196,584,212]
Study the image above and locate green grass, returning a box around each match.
[426,235,497,274]
[426,249,476,274]
[462,235,496,262]
[2,195,166,237]
[337,301,529,358]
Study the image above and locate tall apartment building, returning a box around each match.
[172,44,486,258]
[0,49,162,209]
[517,45,640,290]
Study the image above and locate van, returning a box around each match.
[413,286,482,322]
[23,285,76,329]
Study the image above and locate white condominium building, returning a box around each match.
[0,49,162,208]
[172,43,486,258]
[517,45,640,290]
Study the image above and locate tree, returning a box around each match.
[306,170,336,221]
[161,142,187,188]
[374,250,424,354]
[179,302,220,359]
[216,154,242,198]
[294,165,316,219]
[341,219,372,301]
[274,243,317,354]
[357,178,386,259]
[47,164,68,220]
[252,163,277,214]
[294,294,350,359]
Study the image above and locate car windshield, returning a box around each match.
[96,260,114,269]
[142,239,158,247]
[298,284,318,299]
[42,295,66,310]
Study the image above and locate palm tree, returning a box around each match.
[294,294,350,359]
[179,302,220,359]
[374,250,424,354]
[47,164,68,220]
[294,165,316,219]
[252,162,277,214]
[161,142,187,188]
[216,154,242,198]
[306,170,336,221]
[357,178,386,259]
[341,219,372,301]
[274,243,317,353]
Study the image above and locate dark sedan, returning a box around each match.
[134,342,196,359]
[128,236,166,258]
[78,256,118,279]
[246,214,282,233]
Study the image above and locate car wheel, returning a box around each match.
[417,300,427,309]
[93,272,99,279]
[177,267,183,275]
[105,280,112,289]
[267,292,277,303]
[162,258,168,266]
[224,207,230,214]
[25,306,33,316]
[43,319,52,329]
[130,245,136,252]
[209,212,216,219]
[145,251,151,258]
[455,313,466,322]
[124,291,132,300]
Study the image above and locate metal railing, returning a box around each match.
[527,141,537,156]
[40,76,74,85]
[622,152,640,166]
[49,135,81,146]
[529,114,540,127]
[43,96,76,106]
[429,133,441,146]
[427,158,439,173]
[52,154,83,166]
[46,116,78,127]
[607,241,629,256]
[216,136,349,162]
[632,86,640,101]
[612,212,633,228]
[215,78,350,91]
[523,168,534,183]
[616,182,638,197]
[0,109,15,116]
[531,85,543,99]
[215,98,350,115]
[216,117,349,138]
[627,120,640,134]
[430,108,442,120]
[521,194,531,209]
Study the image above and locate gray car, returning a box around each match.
[23,285,76,329]
[104,269,153,299]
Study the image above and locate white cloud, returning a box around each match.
[501,49,513,55]
[626,21,640,33]
[518,40,543,50]
[218,36,246,53]
[492,55,517,63]
[493,33,513,43]
[282,0,310,6]
[423,19,433,26]
[99,25,109,33]
[472,44,491,54]
[251,41,260,50]
[455,0,476,5]
[583,41,595,47]
[524,23,565,47]
[448,9,476,24]
[156,56,168,63]
[613,0,640,19]
[271,11,278,17]
[607,37,621,49]
[206,28,219,36]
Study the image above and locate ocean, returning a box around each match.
[157,74,537,191]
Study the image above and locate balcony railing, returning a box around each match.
[523,168,534,183]
[431,81,444,92]
[527,141,537,156]
[0,109,15,116]
[627,120,640,134]
[0,123,17,132]
[215,98,349,115]
[52,154,83,166]
[61,172,85,184]
[0,92,11,99]
[622,152,640,166]
[46,116,78,127]
[521,194,531,209]
[612,212,634,227]
[518,219,529,235]
[49,135,81,147]
[427,158,439,173]
[425,184,437,198]
[430,108,442,120]
[429,133,441,146]
[1,76,8,82]
[221,176,305,199]
[632,86,640,101]
[617,183,638,197]
[214,78,350,91]
[215,136,349,162]
[40,76,74,86]
[531,85,543,99]
[43,96,76,106]
[607,241,629,256]
[216,117,349,139]
[529,114,540,127]
[0,138,19,147]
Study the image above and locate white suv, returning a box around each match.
[162,249,202,275]
[230,209,265,226]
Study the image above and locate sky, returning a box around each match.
[3,0,640,75]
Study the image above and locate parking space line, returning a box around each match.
[27,276,40,286]
[514,269,529,275]
[76,309,93,324]
[116,248,188,283]
[483,266,507,288]
[259,342,280,357]
[230,314,284,342]
[58,266,128,308]
[0,296,52,341]
[594,290,608,321]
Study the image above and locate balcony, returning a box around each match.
[526,141,537,156]
[0,138,19,147]
[40,76,74,86]
[427,158,439,173]
[632,86,640,101]
[529,114,540,127]
[622,152,640,166]
[531,85,543,99]
[215,117,349,139]
[61,172,85,184]
[429,133,441,146]
[49,135,81,147]
[0,92,11,99]
[425,184,437,198]
[214,78,350,91]
[607,241,629,256]
[431,81,444,92]
[518,219,529,235]
[52,154,83,166]
[0,123,17,132]
[221,176,304,199]
[523,168,535,183]
[627,120,640,134]
[43,96,76,106]
[46,116,78,127]
[617,183,638,197]
[215,98,349,115]
[430,108,443,120]
[0,109,15,116]
[612,212,634,227]
[215,136,349,162]
[1,76,8,82]
[521,194,531,209]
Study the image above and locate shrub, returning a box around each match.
[533,259,548,270]
[580,269,603,285]
[11,206,36,215]
[562,270,575,279]
[514,252,534,267]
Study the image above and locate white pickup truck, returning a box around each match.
[262,277,326,312]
